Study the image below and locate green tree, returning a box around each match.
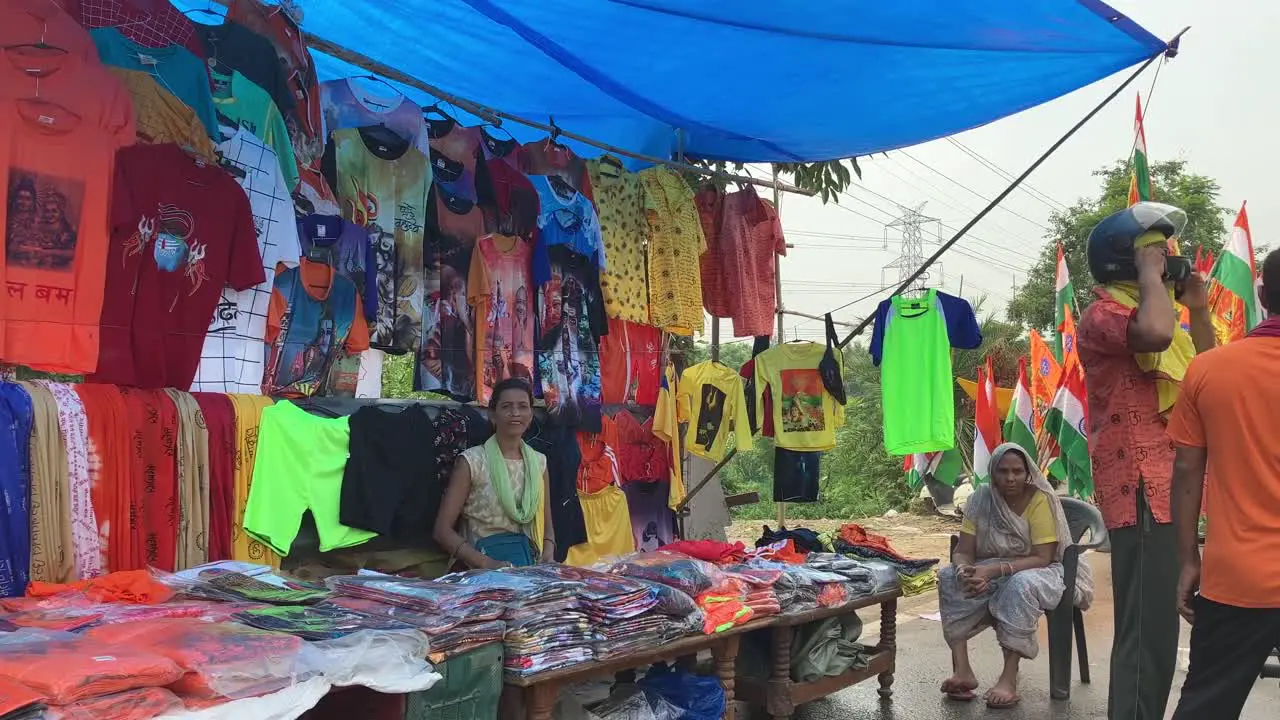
[1006,159,1230,331]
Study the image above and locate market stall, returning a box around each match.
[0,0,1172,717]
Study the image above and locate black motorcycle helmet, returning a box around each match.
[1086,202,1189,284]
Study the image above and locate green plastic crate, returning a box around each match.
[405,644,503,720]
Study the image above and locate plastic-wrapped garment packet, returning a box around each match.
[628,579,696,618]
[606,552,724,597]
[154,676,331,720]
[85,619,311,700]
[319,596,465,633]
[721,564,784,588]
[326,575,516,611]
[0,630,183,705]
[45,687,183,720]
[440,568,582,606]
[857,559,904,596]
[6,600,265,632]
[304,629,441,694]
[587,685,681,720]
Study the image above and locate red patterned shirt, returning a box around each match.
[1077,292,1176,529]
[61,0,203,55]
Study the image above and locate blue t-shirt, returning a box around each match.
[531,175,606,285]
[868,289,982,366]
[91,27,219,139]
[296,214,376,322]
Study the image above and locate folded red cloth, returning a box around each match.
[663,540,747,564]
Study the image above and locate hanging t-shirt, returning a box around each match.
[3,0,99,61]
[870,289,982,455]
[752,342,846,452]
[0,27,135,146]
[197,20,294,123]
[524,418,587,560]
[89,28,218,139]
[517,139,594,202]
[469,234,535,405]
[426,115,486,203]
[641,167,706,336]
[108,68,215,161]
[191,129,301,394]
[0,96,124,375]
[263,259,371,398]
[92,143,263,390]
[211,69,299,192]
[537,248,608,431]
[321,78,430,157]
[322,127,430,355]
[652,363,686,509]
[417,186,488,400]
[599,319,662,406]
[696,187,726,311]
[296,214,372,314]
[62,0,204,56]
[480,128,539,241]
[677,361,753,463]
[623,480,675,552]
[709,188,786,337]
[588,158,648,323]
[606,410,672,485]
[531,175,606,285]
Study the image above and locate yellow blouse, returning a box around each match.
[640,167,706,335]
[588,158,649,323]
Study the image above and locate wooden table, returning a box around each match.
[503,620,758,720]
[736,590,902,720]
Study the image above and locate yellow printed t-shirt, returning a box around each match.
[653,363,686,509]
[109,68,216,162]
[641,167,706,335]
[588,158,649,323]
[753,343,845,452]
[961,491,1057,546]
[677,361,753,463]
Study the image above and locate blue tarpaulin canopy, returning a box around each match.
[192,0,1167,164]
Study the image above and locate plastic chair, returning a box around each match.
[948,496,1108,700]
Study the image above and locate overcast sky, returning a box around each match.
[761,0,1276,345]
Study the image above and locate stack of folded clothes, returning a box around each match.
[557,568,667,660]
[476,568,593,676]
[189,570,332,605]
[230,604,416,640]
[805,553,877,597]
[722,565,783,618]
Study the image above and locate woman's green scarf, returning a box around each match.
[485,435,541,525]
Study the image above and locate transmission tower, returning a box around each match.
[882,202,941,293]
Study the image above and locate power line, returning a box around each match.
[878,155,1049,240]
[897,149,1054,231]
[943,137,1069,211]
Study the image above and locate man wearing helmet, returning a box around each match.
[1077,202,1216,720]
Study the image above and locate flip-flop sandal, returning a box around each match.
[946,690,977,702]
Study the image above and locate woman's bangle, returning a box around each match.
[1001,562,1013,577]
[543,537,556,547]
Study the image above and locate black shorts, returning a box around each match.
[774,448,821,503]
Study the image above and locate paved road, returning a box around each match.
[769,553,1280,719]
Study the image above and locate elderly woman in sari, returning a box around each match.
[938,443,1093,709]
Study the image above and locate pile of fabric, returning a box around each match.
[833,524,939,596]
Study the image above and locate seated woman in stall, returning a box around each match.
[433,378,556,569]
[937,443,1092,710]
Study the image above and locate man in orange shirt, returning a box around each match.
[1167,249,1280,719]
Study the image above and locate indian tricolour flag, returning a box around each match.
[1054,244,1076,361]
[1128,92,1151,207]
[904,449,962,490]
[972,357,1001,485]
[1002,357,1038,464]
[1043,313,1093,498]
[1208,202,1262,342]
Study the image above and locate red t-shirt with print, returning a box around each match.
[92,143,262,390]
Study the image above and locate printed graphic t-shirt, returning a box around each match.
[264,259,370,398]
[870,289,982,455]
[531,175,606,285]
[0,97,121,374]
[108,68,215,161]
[677,361,753,463]
[469,234,535,405]
[753,342,846,452]
[641,167,706,336]
[92,143,263,390]
[321,78,430,157]
[537,248,608,431]
[191,129,301,394]
[197,20,294,124]
[418,186,488,400]
[323,128,430,355]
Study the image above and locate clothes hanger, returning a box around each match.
[544,116,568,149]
[3,14,67,56]
[182,2,226,21]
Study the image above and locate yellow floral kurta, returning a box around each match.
[588,158,649,323]
[640,167,706,335]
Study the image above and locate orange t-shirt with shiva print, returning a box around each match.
[1166,337,1280,608]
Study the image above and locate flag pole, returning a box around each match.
[838,27,1190,349]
